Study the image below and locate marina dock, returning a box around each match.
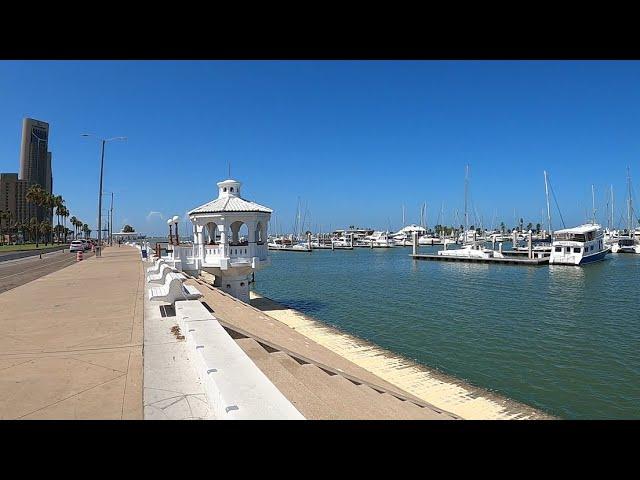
[411,253,549,265]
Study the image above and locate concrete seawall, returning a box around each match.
[247,291,554,420]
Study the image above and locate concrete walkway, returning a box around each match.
[0,246,144,419]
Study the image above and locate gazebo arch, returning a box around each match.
[255,221,266,244]
[205,221,220,244]
[229,221,249,246]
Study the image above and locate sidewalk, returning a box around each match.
[0,246,144,419]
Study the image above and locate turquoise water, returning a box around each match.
[253,246,640,419]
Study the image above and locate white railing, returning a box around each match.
[202,243,268,265]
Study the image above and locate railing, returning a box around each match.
[202,242,268,266]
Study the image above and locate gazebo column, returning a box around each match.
[247,219,257,257]
[218,221,227,256]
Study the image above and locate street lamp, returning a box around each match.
[172,215,180,245]
[167,218,174,245]
[102,191,115,246]
[81,134,126,257]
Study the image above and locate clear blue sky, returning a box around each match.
[1,60,639,235]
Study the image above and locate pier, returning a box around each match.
[411,253,549,265]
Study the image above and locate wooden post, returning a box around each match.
[412,231,418,255]
[528,231,533,259]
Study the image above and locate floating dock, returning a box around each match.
[411,253,549,265]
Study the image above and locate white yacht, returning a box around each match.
[365,231,396,248]
[392,224,426,245]
[418,235,456,246]
[610,235,640,254]
[437,241,495,259]
[549,224,609,265]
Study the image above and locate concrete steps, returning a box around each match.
[270,349,405,419]
[235,336,449,420]
[234,338,339,419]
[355,384,444,420]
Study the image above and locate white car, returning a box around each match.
[80,239,90,250]
[69,240,84,252]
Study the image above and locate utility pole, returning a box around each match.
[110,192,114,246]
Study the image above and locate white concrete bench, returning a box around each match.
[146,258,166,275]
[174,301,304,420]
[148,272,202,304]
[146,263,178,284]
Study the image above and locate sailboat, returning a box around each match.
[438,165,496,259]
[611,167,640,254]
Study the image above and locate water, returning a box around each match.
[253,246,640,419]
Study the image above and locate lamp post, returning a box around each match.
[173,215,180,245]
[81,134,126,257]
[167,218,174,245]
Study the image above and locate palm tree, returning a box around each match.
[29,217,39,245]
[82,223,89,239]
[26,185,46,246]
[70,216,78,240]
[62,206,70,242]
[40,220,52,246]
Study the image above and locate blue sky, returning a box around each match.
[1,60,639,235]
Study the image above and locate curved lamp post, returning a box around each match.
[81,133,126,257]
[172,215,180,245]
[167,218,174,245]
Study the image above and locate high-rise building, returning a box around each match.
[0,173,30,225]
[0,118,54,226]
[19,118,51,189]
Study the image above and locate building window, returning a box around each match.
[574,247,581,253]
[230,187,234,192]
[555,247,561,252]
[223,187,227,192]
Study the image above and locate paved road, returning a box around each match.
[0,249,95,294]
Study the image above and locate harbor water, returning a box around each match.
[253,245,640,419]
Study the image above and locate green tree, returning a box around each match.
[69,216,77,240]
[40,220,51,246]
[26,185,46,246]
[29,217,39,245]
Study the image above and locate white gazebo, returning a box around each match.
[186,178,272,302]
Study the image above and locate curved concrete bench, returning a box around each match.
[148,272,202,304]
[146,258,167,275]
[175,300,304,420]
[146,263,178,284]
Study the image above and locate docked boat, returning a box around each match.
[610,236,640,254]
[437,241,496,259]
[548,224,609,265]
[364,231,396,248]
[392,224,426,246]
[418,235,456,246]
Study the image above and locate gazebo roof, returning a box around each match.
[189,195,273,215]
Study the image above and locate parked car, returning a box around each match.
[79,239,89,250]
[69,240,84,252]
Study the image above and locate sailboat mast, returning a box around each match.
[627,166,632,233]
[464,164,469,233]
[544,170,552,236]
[591,184,596,225]
[611,185,614,231]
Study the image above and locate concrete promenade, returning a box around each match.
[0,246,143,419]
